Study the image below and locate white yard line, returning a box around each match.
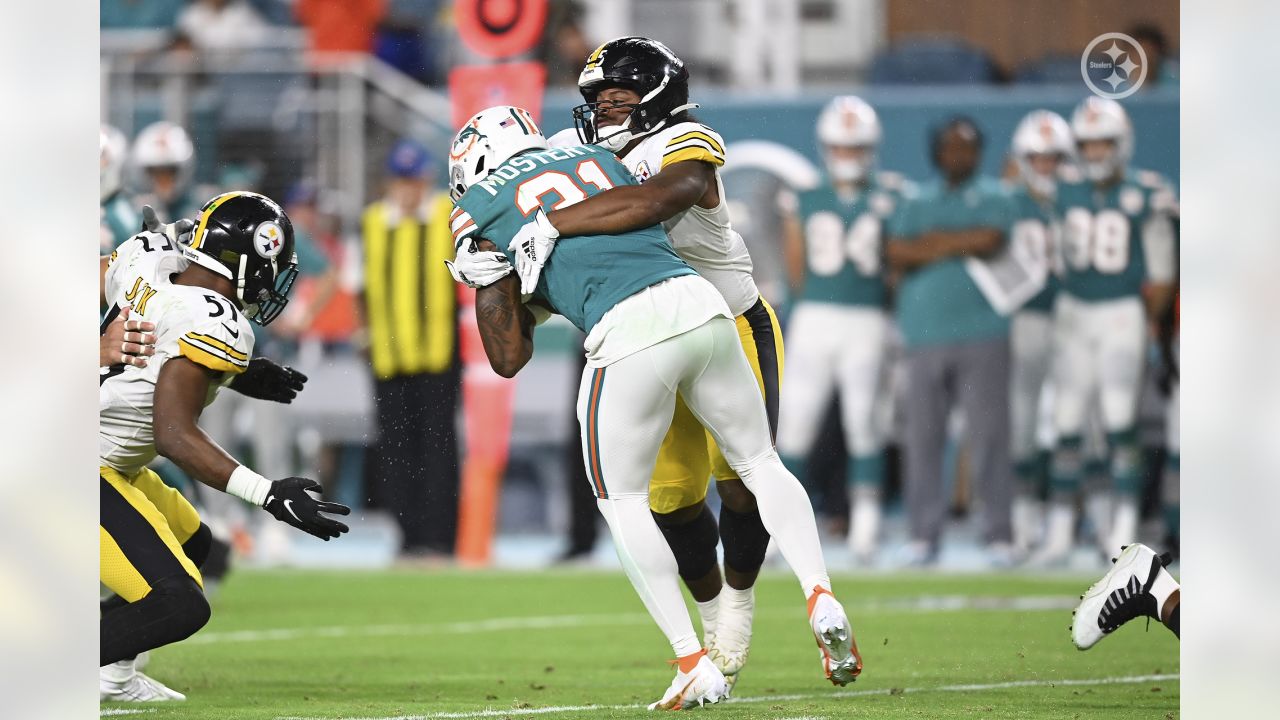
[191,595,1076,645]
[273,673,1179,720]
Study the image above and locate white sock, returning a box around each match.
[696,597,720,638]
[596,496,701,657]
[722,584,754,610]
[735,453,832,597]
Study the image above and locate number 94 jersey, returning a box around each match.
[1055,170,1178,301]
[796,172,912,307]
[100,231,255,475]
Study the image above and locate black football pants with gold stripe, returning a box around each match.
[100,466,212,665]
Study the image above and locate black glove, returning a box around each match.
[229,357,308,403]
[262,477,351,541]
[140,205,195,245]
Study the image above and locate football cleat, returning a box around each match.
[647,652,728,710]
[100,659,185,702]
[707,587,754,693]
[808,587,862,685]
[1071,543,1172,650]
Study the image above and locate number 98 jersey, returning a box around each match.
[1055,170,1178,301]
[796,172,911,307]
[100,231,255,475]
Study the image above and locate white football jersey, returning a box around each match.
[100,232,254,474]
[549,123,760,316]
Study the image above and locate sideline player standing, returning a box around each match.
[515,37,784,688]
[1040,98,1177,561]
[447,106,861,709]
[779,95,909,564]
[99,192,350,702]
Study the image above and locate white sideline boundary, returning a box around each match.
[273,673,1179,720]
[189,594,1076,646]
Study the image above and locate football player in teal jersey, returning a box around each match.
[1004,110,1073,557]
[778,96,911,563]
[446,106,861,708]
[1040,98,1178,562]
[101,124,140,252]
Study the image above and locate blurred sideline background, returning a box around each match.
[99,0,1179,573]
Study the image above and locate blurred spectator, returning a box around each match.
[130,121,210,222]
[540,0,592,87]
[1128,23,1177,87]
[101,0,185,28]
[175,0,271,54]
[358,139,461,558]
[295,0,386,66]
[885,116,1016,566]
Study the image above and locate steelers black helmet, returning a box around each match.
[183,191,298,326]
[571,37,696,148]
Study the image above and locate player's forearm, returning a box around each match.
[546,185,671,236]
[154,424,240,492]
[474,273,534,378]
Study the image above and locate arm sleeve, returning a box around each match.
[660,125,726,169]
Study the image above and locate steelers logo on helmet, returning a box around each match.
[254,221,286,259]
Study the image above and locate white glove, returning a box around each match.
[445,240,514,289]
[508,207,560,295]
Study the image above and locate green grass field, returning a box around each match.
[104,568,1179,719]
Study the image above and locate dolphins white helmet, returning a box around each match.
[100,124,129,202]
[1011,110,1073,197]
[816,95,882,183]
[448,106,547,201]
[1070,97,1133,183]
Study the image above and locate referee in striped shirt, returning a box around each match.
[358,139,461,558]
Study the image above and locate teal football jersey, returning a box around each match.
[1055,170,1178,302]
[888,175,1016,348]
[1008,187,1058,313]
[453,144,695,335]
[796,173,910,307]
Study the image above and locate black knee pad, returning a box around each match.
[151,574,212,640]
[653,503,720,582]
[181,522,214,569]
[719,504,769,574]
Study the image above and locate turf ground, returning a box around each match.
[102,568,1179,719]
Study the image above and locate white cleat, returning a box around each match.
[707,587,754,693]
[1071,543,1170,650]
[100,659,186,702]
[647,653,728,710]
[808,588,862,686]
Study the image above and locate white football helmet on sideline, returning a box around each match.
[448,106,548,200]
[100,124,128,202]
[816,96,882,183]
[1070,97,1133,183]
[1011,110,1073,197]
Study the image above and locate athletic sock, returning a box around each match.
[734,452,831,597]
[596,496,701,659]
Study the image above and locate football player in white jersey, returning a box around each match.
[778,95,909,564]
[99,192,350,703]
[1041,98,1177,561]
[1004,110,1074,556]
[505,37,857,691]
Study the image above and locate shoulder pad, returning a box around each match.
[169,292,254,375]
[655,121,726,170]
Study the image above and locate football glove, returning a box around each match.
[262,477,351,541]
[508,207,559,295]
[445,239,514,289]
[229,357,308,404]
[140,205,195,245]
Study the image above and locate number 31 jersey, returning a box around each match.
[795,172,911,308]
[1055,170,1177,301]
[100,232,255,474]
